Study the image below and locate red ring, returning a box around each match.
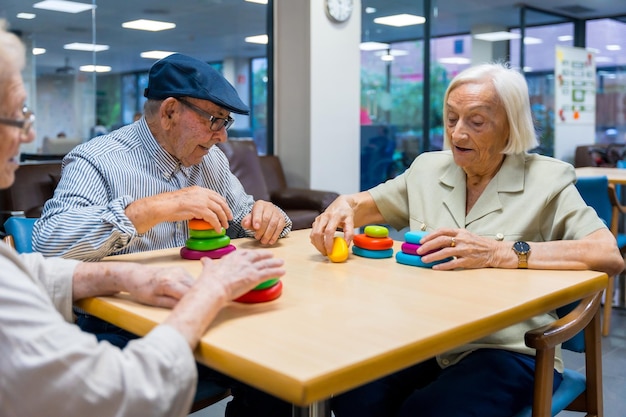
[180,245,236,260]
[353,234,394,250]
[234,280,283,304]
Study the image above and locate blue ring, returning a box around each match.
[395,251,452,268]
[352,246,394,259]
[404,230,429,244]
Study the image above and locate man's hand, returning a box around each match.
[241,200,286,245]
[126,186,233,233]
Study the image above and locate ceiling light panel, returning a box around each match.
[17,13,37,19]
[473,31,521,42]
[245,35,268,44]
[64,42,109,52]
[122,19,176,31]
[140,50,176,59]
[374,14,426,27]
[33,0,94,13]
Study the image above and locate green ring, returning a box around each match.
[364,225,389,238]
[185,235,231,251]
[254,277,281,290]
[189,228,226,238]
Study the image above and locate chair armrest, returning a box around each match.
[524,292,601,350]
[270,188,339,212]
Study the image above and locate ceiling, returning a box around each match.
[1,0,625,76]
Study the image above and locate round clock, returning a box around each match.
[325,0,354,23]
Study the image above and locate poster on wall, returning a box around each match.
[553,45,596,163]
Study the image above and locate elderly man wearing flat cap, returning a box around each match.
[32,54,293,416]
[33,53,292,260]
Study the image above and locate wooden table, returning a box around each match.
[76,229,608,417]
[575,166,626,184]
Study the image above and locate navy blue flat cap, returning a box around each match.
[144,53,250,115]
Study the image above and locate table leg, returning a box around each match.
[292,400,331,417]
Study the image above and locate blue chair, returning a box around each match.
[513,292,603,417]
[575,175,626,336]
[1,217,231,412]
[2,217,37,253]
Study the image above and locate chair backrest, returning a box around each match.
[575,176,612,227]
[3,217,37,253]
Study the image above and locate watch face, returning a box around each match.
[513,241,530,254]
[325,0,353,22]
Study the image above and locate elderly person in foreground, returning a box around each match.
[310,62,624,417]
[0,22,285,417]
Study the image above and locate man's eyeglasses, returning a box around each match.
[177,98,234,131]
[0,106,35,136]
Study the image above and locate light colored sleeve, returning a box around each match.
[0,249,197,417]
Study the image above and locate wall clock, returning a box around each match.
[325,0,354,23]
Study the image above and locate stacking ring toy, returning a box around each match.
[235,280,283,303]
[189,228,226,239]
[328,236,349,263]
[180,245,236,260]
[254,277,281,290]
[188,218,214,231]
[353,234,394,250]
[404,230,429,245]
[185,235,231,251]
[364,225,389,238]
[352,245,394,259]
[395,251,451,268]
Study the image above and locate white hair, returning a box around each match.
[442,62,538,154]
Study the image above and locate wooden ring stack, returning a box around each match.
[395,230,452,268]
[351,225,394,259]
[180,219,236,260]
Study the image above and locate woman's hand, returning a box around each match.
[417,228,503,270]
[310,195,357,256]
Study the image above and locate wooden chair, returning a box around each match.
[2,217,232,413]
[513,292,603,417]
[575,175,626,336]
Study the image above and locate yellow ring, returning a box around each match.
[450,237,456,247]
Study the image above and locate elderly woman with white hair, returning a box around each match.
[310,63,624,417]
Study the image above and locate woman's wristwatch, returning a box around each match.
[512,241,531,269]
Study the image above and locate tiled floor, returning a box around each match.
[191,306,626,417]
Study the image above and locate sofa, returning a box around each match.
[574,143,626,167]
[217,140,339,230]
[0,141,339,233]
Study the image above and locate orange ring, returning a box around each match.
[188,218,214,231]
[352,234,394,250]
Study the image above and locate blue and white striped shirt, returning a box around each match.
[32,119,291,261]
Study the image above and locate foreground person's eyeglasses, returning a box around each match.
[0,106,35,136]
[177,98,234,131]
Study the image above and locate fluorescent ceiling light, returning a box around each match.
[141,50,176,60]
[79,65,111,73]
[122,19,176,32]
[32,47,46,55]
[374,14,425,27]
[64,42,109,52]
[558,35,573,42]
[381,54,394,62]
[523,37,542,45]
[360,41,389,51]
[375,49,407,57]
[595,56,613,63]
[523,66,533,72]
[606,44,621,51]
[438,57,471,65]
[33,0,94,13]
[245,0,268,4]
[473,31,521,42]
[17,13,37,19]
[586,47,600,54]
[365,7,377,14]
[245,34,268,44]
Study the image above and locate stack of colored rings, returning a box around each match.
[180,218,236,260]
[351,225,394,259]
[234,278,283,303]
[395,230,451,268]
